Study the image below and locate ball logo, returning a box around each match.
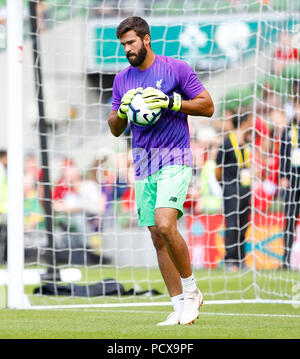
[127,92,162,127]
[143,111,161,123]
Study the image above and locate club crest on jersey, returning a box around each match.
[156,79,163,90]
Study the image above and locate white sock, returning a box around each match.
[171,293,184,313]
[181,274,197,293]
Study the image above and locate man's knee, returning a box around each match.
[154,216,177,238]
[148,226,165,251]
[150,208,179,243]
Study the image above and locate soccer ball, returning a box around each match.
[127,91,162,127]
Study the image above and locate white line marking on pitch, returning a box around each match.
[58,308,300,318]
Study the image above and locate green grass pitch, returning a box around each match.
[0,267,300,339]
[1,304,300,339]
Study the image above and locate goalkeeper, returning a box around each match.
[108,16,214,326]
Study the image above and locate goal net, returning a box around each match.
[2,0,300,309]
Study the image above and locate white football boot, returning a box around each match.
[179,288,204,325]
[157,311,181,326]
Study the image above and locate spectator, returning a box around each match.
[77,172,106,218]
[83,159,107,230]
[95,149,115,212]
[253,130,278,212]
[279,80,300,268]
[53,157,107,234]
[273,31,300,75]
[253,117,273,212]
[215,112,253,271]
[52,158,85,234]
[254,116,270,148]
[262,108,288,200]
[189,130,205,176]
[222,108,235,134]
[52,158,81,211]
[24,155,43,197]
[194,126,217,170]
[186,126,218,212]
[24,189,45,233]
[23,155,44,232]
[115,150,137,228]
[256,82,282,119]
[269,108,288,137]
[195,142,222,214]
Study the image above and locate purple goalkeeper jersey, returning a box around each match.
[112,55,205,179]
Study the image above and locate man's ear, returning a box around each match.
[143,34,151,48]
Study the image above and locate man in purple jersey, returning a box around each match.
[108,16,214,326]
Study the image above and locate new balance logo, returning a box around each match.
[137,208,141,216]
[169,196,178,202]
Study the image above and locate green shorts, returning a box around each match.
[135,165,192,227]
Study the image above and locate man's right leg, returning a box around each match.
[148,225,184,326]
[148,225,183,297]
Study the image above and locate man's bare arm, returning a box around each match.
[108,110,128,137]
[180,90,214,117]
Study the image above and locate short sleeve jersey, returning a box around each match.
[112,55,205,179]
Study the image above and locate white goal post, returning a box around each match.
[2,0,300,310]
[6,0,24,309]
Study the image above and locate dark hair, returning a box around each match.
[116,16,150,40]
[232,112,251,129]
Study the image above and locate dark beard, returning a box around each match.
[126,44,147,67]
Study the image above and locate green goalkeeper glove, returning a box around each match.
[117,87,143,119]
[142,87,182,112]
